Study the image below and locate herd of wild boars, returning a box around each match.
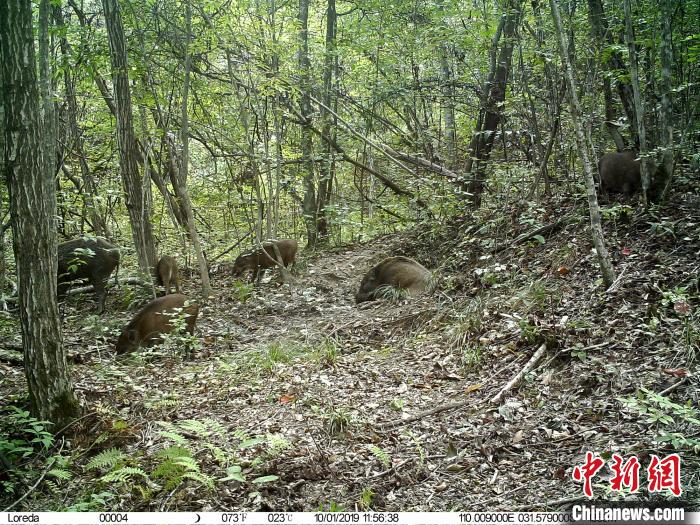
[56,146,641,354]
[54,236,433,354]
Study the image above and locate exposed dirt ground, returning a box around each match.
[1,186,699,511]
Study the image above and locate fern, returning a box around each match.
[156,445,192,460]
[86,449,127,471]
[202,443,231,465]
[178,419,211,437]
[368,445,391,468]
[172,456,200,472]
[47,468,72,480]
[202,418,227,436]
[183,471,215,489]
[101,466,148,484]
[156,430,188,446]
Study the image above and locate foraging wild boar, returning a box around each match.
[115,293,199,354]
[157,255,181,295]
[232,239,298,283]
[598,151,642,196]
[355,256,431,303]
[58,238,120,313]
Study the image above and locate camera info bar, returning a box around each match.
[1,511,697,525]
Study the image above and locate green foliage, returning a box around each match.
[231,281,254,302]
[326,408,352,436]
[367,445,390,469]
[359,487,375,510]
[620,388,700,453]
[86,448,127,471]
[152,446,213,490]
[373,284,410,302]
[0,406,56,495]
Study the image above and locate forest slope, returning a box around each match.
[1,188,699,511]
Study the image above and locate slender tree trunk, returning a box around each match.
[54,5,107,237]
[587,0,627,151]
[465,0,523,207]
[440,48,457,169]
[1,0,79,427]
[177,0,212,297]
[317,0,337,242]
[298,0,317,247]
[102,0,156,274]
[655,0,675,202]
[550,0,615,286]
[623,0,651,203]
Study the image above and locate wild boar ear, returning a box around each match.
[127,329,138,344]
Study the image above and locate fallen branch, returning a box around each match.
[375,343,548,430]
[65,277,146,296]
[658,377,689,397]
[490,343,547,405]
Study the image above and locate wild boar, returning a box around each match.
[598,151,642,196]
[115,293,199,354]
[232,239,298,283]
[157,255,181,295]
[58,237,120,313]
[355,256,431,303]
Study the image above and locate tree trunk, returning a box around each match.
[440,47,457,169]
[549,0,615,287]
[298,0,317,248]
[587,0,627,151]
[317,0,338,242]
[465,0,523,207]
[176,0,212,297]
[1,0,79,427]
[54,4,108,237]
[623,0,651,203]
[102,0,156,274]
[654,0,675,202]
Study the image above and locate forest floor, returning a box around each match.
[1,185,700,511]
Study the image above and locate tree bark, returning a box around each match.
[439,44,457,169]
[102,0,156,274]
[177,0,212,297]
[1,0,79,427]
[549,0,615,287]
[317,0,338,242]
[54,4,108,237]
[587,0,627,151]
[654,0,675,202]
[623,0,651,203]
[298,0,317,248]
[464,0,523,207]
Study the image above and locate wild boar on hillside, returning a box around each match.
[115,294,199,354]
[598,151,643,196]
[58,237,120,313]
[157,255,181,295]
[355,256,431,303]
[232,239,298,283]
